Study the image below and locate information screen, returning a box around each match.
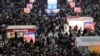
[24,32,35,43]
[84,22,94,30]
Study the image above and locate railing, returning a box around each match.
[95,25,100,36]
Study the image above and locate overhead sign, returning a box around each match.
[47,0,57,9]
[47,0,57,4]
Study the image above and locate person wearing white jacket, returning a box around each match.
[64,23,70,35]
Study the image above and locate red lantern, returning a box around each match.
[23,8,31,14]
[68,0,73,3]
[27,4,33,9]
[74,7,81,13]
[29,0,35,3]
[70,2,75,8]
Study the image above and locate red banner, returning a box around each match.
[6,29,36,32]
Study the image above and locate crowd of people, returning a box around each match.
[0,0,100,56]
